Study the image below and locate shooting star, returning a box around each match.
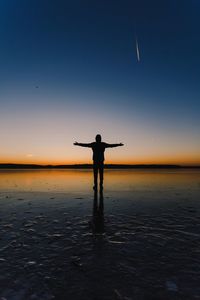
[135,37,140,62]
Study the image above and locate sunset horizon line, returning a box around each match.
[0,162,200,168]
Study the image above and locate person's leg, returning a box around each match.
[99,163,104,188]
[93,163,98,189]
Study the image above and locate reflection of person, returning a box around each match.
[92,189,104,233]
[74,134,124,189]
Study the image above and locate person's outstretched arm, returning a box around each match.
[74,141,93,148]
[105,143,124,148]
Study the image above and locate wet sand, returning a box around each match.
[0,169,200,299]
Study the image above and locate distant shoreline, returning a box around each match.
[0,163,199,169]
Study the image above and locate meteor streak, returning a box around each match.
[135,37,140,62]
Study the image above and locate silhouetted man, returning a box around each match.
[74,134,124,189]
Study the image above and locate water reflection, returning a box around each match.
[0,169,199,193]
[92,189,104,234]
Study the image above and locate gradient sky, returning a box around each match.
[0,0,200,165]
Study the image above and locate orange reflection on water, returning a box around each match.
[0,169,199,193]
[0,169,93,193]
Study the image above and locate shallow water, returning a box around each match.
[0,169,200,299]
[0,168,199,193]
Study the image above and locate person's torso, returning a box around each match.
[91,142,106,162]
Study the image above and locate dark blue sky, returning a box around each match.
[0,0,200,164]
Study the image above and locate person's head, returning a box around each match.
[95,134,102,142]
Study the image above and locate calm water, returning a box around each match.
[0,168,199,193]
[0,168,199,210]
[0,168,200,224]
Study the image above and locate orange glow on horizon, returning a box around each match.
[1,100,199,167]
[0,155,200,166]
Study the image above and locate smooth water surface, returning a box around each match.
[0,168,199,193]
